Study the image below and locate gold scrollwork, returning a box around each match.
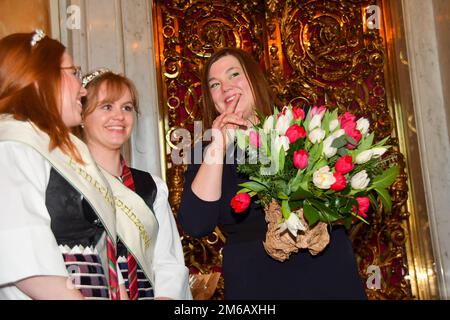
[163,57,181,79]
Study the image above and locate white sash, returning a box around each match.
[100,168,159,285]
[0,116,117,243]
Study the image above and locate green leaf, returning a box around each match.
[238,181,268,193]
[373,136,390,148]
[357,132,374,152]
[375,187,392,212]
[277,191,289,200]
[303,200,319,226]
[322,112,331,135]
[368,193,379,211]
[278,147,285,174]
[275,180,289,196]
[372,166,399,189]
[237,188,257,197]
[309,199,341,223]
[307,143,321,166]
[346,134,357,146]
[330,109,339,122]
[337,148,348,156]
[352,212,370,224]
[331,136,347,149]
[290,186,313,200]
[312,158,328,172]
[260,131,269,157]
[303,116,311,134]
[273,107,280,117]
[342,198,358,214]
[343,216,353,230]
[281,200,291,220]
[235,129,248,151]
[237,188,250,194]
[289,170,303,193]
[289,200,303,211]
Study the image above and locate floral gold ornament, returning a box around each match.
[30,29,45,47]
[231,105,399,262]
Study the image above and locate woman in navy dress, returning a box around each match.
[178,47,367,299]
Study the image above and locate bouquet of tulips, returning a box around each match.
[230,105,399,261]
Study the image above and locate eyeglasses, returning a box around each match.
[61,65,83,82]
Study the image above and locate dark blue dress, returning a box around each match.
[178,145,367,300]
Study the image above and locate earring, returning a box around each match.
[80,123,85,129]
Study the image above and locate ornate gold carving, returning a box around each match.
[154,0,417,300]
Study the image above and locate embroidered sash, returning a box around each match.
[100,168,159,286]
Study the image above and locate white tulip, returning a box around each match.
[323,136,337,158]
[284,108,294,120]
[331,129,345,139]
[235,129,248,150]
[372,147,387,158]
[275,113,293,135]
[309,114,323,131]
[351,170,370,190]
[355,150,374,164]
[356,117,370,135]
[263,115,275,134]
[313,166,336,189]
[278,213,306,237]
[329,119,339,132]
[308,128,326,144]
[273,135,290,155]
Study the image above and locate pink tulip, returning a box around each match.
[293,150,308,170]
[249,131,261,148]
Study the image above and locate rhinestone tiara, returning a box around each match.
[82,68,111,88]
[30,29,45,47]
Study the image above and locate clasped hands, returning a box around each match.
[210,98,250,153]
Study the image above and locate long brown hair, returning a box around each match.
[0,32,83,163]
[200,47,276,130]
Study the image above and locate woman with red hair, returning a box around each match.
[0,31,119,300]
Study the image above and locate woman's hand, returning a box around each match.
[210,106,248,153]
[15,275,85,300]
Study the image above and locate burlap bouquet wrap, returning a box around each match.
[263,199,330,262]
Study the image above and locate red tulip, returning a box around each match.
[292,107,305,120]
[338,112,356,127]
[285,124,306,144]
[335,155,354,174]
[352,196,370,218]
[231,193,251,213]
[330,172,347,191]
